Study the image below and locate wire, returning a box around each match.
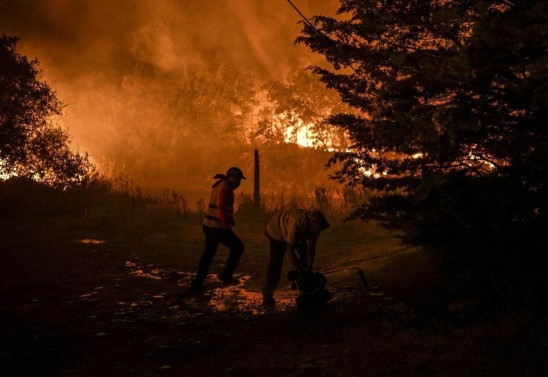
[286,0,317,30]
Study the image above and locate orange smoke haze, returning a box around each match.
[0,0,342,203]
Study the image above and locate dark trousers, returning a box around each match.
[195,226,244,283]
[262,237,307,298]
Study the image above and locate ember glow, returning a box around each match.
[285,123,315,148]
[0,160,11,180]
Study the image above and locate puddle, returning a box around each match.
[184,274,297,315]
[122,259,298,315]
[121,260,368,316]
[125,261,164,280]
[79,239,106,245]
[76,257,378,326]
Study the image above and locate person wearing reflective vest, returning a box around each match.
[191,167,246,290]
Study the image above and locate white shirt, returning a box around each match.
[265,209,310,245]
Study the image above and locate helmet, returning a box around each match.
[226,166,246,180]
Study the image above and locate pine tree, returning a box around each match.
[298,1,548,309]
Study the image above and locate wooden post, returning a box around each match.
[254,149,260,208]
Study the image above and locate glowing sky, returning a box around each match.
[1,0,337,87]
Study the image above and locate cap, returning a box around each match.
[226,167,246,180]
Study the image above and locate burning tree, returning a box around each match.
[255,68,351,150]
[298,1,548,310]
[0,35,93,187]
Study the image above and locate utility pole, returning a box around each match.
[254,149,260,208]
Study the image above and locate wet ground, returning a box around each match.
[120,257,375,317]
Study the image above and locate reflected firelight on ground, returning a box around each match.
[195,275,296,315]
[123,260,297,315]
[79,239,107,245]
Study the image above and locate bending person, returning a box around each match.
[262,209,330,307]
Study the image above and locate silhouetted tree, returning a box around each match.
[0,34,93,187]
[298,1,548,310]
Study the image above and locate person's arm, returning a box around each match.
[306,233,319,271]
[217,188,234,228]
[287,243,306,271]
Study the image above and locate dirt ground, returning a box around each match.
[1,213,546,377]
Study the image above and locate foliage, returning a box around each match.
[0,34,94,187]
[297,1,548,310]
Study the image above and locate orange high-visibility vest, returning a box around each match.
[203,180,234,229]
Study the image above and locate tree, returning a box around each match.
[0,34,93,187]
[298,1,548,309]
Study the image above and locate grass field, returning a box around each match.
[0,181,546,376]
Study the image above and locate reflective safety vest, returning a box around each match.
[203,180,234,229]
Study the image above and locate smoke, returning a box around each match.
[1,0,332,79]
[0,0,341,201]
